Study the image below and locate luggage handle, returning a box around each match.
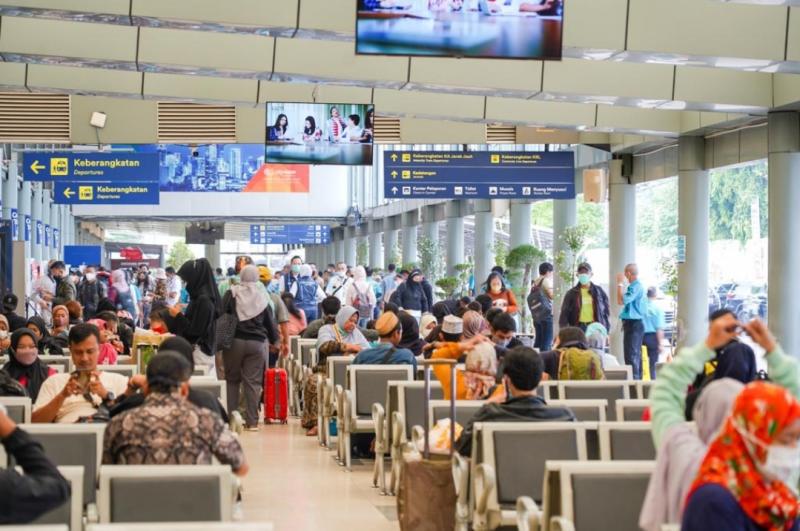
[420,359,457,459]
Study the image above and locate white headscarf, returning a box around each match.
[111,270,130,294]
[299,264,312,278]
[231,265,268,321]
[352,266,369,293]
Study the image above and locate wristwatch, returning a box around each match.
[103,391,116,404]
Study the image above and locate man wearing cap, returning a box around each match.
[353,312,417,369]
[559,262,610,332]
[1,294,27,332]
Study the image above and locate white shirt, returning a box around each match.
[35,371,129,424]
[166,275,182,306]
[326,274,351,304]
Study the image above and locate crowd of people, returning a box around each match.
[2,252,800,530]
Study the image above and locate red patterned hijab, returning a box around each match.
[688,381,800,530]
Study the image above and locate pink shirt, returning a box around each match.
[97,342,118,365]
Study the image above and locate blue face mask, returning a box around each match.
[578,274,591,286]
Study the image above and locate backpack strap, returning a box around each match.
[380,346,397,365]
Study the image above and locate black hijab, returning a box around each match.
[397,311,426,357]
[3,328,50,401]
[177,259,222,317]
[26,316,50,352]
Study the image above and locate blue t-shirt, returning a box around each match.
[619,279,646,320]
[642,299,666,333]
[353,342,417,370]
[683,483,800,531]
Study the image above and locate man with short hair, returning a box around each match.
[77,265,106,320]
[102,352,248,475]
[642,286,666,379]
[326,262,352,305]
[490,312,523,352]
[529,262,555,351]
[381,264,397,300]
[280,255,303,295]
[617,263,646,380]
[165,266,181,307]
[456,347,576,456]
[354,312,417,368]
[33,324,130,423]
[50,261,77,306]
[559,262,610,331]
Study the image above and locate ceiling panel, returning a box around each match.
[562,0,628,53]
[673,66,772,112]
[138,27,274,78]
[774,73,800,107]
[0,61,27,89]
[373,89,485,121]
[787,7,800,61]
[408,57,542,98]
[131,0,297,35]
[627,0,787,61]
[143,73,258,103]
[596,106,681,136]
[0,0,130,20]
[541,58,673,101]
[314,85,373,104]
[0,16,138,66]
[273,38,408,88]
[27,64,142,96]
[485,98,597,129]
[297,0,355,39]
[400,118,486,144]
[258,81,315,103]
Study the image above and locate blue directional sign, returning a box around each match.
[23,152,159,182]
[24,215,30,242]
[53,228,59,250]
[54,182,160,205]
[44,225,50,247]
[64,245,102,267]
[250,224,331,245]
[383,150,575,200]
[10,209,18,241]
[35,220,42,245]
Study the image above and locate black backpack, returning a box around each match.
[527,280,552,322]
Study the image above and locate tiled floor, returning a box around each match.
[238,420,399,530]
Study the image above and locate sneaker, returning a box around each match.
[232,501,244,521]
[245,425,260,432]
[230,411,245,435]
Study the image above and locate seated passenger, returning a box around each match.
[585,322,620,369]
[354,311,416,368]
[86,319,118,365]
[539,327,604,380]
[462,310,489,340]
[489,312,524,353]
[682,381,800,531]
[1,293,27,332]
[50,305,70,337]
[65,300,83,326]
[102,352,248,476]
[33,324,130,423]
[302,296,341,339]
[2,329,57,402]
[0,405,70,524]
[419,313,438,340]
[485,272,518,314]
[317,306,370,357]
[397,311,427,357]
[0,316,10,354]
[640,316,798,531]
[26,316,50,353]
[456,347,575,456]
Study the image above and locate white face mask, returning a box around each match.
[85,273,96,282]
[738,425,800,492]
[14,348,39,366]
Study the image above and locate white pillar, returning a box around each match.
[402,210,419,266]
[608,159,636,361]
[368,221,384,270]
[509,200,533,249]
[473,199,494,292]
[446,201,465,277]
[384,225,399,268]
[344,230,357,267]
[768,111,800,358]
[31,183,42,263]
[677,136,710,348]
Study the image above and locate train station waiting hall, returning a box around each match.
[1,0,800,530]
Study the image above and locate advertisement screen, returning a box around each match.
[266,103,374,166]
[356,0,564,60]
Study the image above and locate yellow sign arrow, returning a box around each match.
[63,187,75,199]
[30,160,45,175]
[391,171,398,179]
[390,153,398,162]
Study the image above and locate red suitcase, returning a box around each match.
[264,368,288,424]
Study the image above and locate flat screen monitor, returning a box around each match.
[355,0,564,60]
[265,103,374,166]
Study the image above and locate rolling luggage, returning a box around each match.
[264,367,289,424]
[397,359,458,531]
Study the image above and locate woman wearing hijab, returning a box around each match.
[397,311,426,357]
[170,258,222,374]
[107,270,138,322]
[389,269,430,320]
[640,316,800,531]
[462,310,489,340]
[346,266,377,327]
[463,342,505,401]
[51,305,70,337]
[26,316,50,353]
[221,264,271,431]
[419,314,438,341]
[3,329,57,401]
[682,381,800,530]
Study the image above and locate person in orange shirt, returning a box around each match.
[485,272,518,315]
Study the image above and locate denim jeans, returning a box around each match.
[622,319,645,380]
[534,318,553,352]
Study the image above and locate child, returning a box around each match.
[87,319,118,365]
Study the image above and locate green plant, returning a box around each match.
[454,261,473,297]
[401,262,418,273]
[167,241,195,270]
[554,226,588,299]
[506,245,547,334]
[435,277,460,299]
[356,239,368,266]
[417,235,443,283]
[658,251,679,353]
[492,239,509,270]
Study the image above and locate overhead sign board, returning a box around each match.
[383,150,575,199]
[54,182,160,205]
[250,224,331,245]
[23,152,159,182]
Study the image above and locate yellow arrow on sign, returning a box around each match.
[390,153,398,162]
[63,187,75,199]
[391,171,398,178]
[30,160,45,175]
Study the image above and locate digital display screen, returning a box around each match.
[266,103,374,166]
[356,0,564,59]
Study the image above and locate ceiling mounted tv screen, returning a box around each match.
[356,0,564,59]
[266,103,374,166]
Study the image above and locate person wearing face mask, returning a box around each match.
[558,262,610,332]
[489,312,523,354]
[49,261,76,306]
[325,262,353,305]
[280,255,303,294]
[640,314,799,531]
[455,347,575,456]
[484,272,518,314]
[388,269,430,320]
[2,329,57,402]
[77,265,106,320]
[682,380,800,531]
[0,316,11,354]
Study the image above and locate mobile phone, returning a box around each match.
[73,369,92,390]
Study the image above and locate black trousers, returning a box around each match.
[622,319,645,380]
[642,332,660,380]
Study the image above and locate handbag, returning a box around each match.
[215,293,239,351]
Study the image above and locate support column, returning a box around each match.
[42,192,52,261]
[368,220,384,270]
[509,200,533,249]
[334,229,345,264]
[18,180,31,258]
[344,227,357,267]
[402,210,419,266]
[678,136,710,348]
[768,111,800,358]
[31,183,42,263]
[204,240,221,268]
[608,159,636,361]
[446,201,465,277]
[473,199,494,291]
[1,153,18,224]
[384,221,399,269]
